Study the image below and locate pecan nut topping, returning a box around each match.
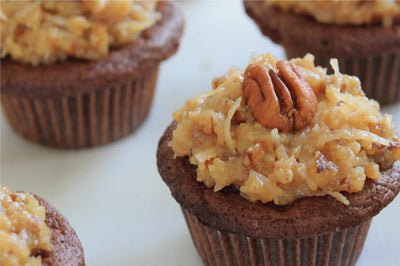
[242,61,318,132]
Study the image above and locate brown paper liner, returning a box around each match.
[285,49,400,105]
[1,65,159,148]
[182,208,372,266]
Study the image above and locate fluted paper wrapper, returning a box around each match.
[182,208,372,266]
[1,65,159,148]
[286,49,400,105]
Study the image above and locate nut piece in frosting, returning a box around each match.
[266,0,400,27]
[0,0,160,65]
[170,53,400,205]
[0,186,52,266]
[243,61,317,132]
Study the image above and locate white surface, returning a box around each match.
[1,1,400,265]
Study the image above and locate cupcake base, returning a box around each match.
[182,208,371,266]
[34,195,85,265]
[1,0,184,148]
[1,65,158,148]
[157,122,400,266]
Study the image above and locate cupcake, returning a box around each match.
[243,0,400,105]
[0,186,85,265]
[157,53,400,265]
[1,0,184,148]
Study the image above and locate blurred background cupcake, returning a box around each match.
[1,0,184,148]
[0,186,85,265]
[244,0,400,105]
[157,53,400,265]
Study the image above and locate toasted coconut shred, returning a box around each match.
[224,97,241,155]
[170,53,400,205]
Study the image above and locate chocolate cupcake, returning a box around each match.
[1,0,184,148]
[157,53,400,265]
[244,0,400,105]
[0,186,85,265]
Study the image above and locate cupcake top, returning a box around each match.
[0,186,52,266]
[266,0,400,27]
[170,53,400,206]
[0,0,160,65]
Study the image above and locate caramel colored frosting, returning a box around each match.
[267,0,400,27]
[0,186,52,266]
[0,0,160,65]
[170,53,400,205]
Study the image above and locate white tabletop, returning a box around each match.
[1,1,400,265]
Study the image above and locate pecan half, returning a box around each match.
[242,61,318,131]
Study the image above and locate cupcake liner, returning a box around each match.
[285,48,400,105]
[1,65,159,148]
[182,207,372,266]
